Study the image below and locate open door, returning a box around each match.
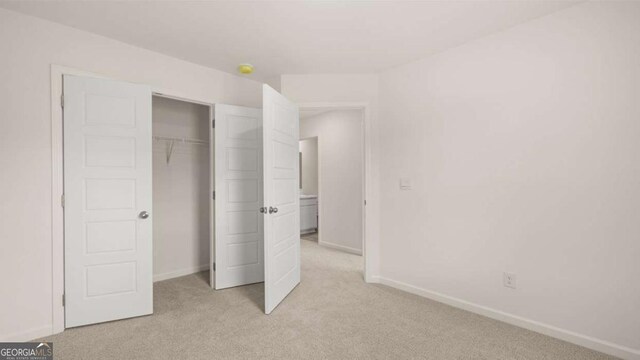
[214,104,264,289]
[63,75,153,327]
[262,85,301,314]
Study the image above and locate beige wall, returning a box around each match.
[377,2,640,356]
[0,8,261,341]
[152,97,210,281]
[300,110,364,254]
[299,137,319,195]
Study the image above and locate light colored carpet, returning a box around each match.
[39,238,615,359]
[302,232,318,242]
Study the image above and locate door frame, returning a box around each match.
[297,103,373,282]
[50,65,216,334]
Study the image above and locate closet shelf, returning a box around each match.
[153,136,208,164]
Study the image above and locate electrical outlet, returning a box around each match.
[503,272,517,289]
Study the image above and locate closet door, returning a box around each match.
[214,104,264,289]
[262,85,300,314]
[64,75,153,327]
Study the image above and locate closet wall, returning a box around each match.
[152,96,210,281]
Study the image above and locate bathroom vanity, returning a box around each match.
[300,195,318,234]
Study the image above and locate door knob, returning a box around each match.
[139,211,150,219]
[259,207,266,214]
[269,206,278,214]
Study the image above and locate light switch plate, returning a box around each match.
[400,177,412,190]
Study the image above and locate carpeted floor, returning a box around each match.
[39,235,615,359]
[302,231,319,242]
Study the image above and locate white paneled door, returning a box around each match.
[63,75,153,327]
[214,104,264,289]
[262,85,301,314]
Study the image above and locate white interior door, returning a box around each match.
[214,104,264,289]
[63,75,153,327]
[262,84,301,314]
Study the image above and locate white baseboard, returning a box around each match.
[1,325,53,342]
[153,264,209,282]
[318,240,362,255]
[375,276,640,360]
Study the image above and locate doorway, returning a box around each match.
[299,136,319,236]
[298,108,365,262]
[151,96,212,283]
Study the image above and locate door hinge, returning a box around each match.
[212,263,216,271]
[61,194,65,208]
[62,293,65,307]
[212,119,215,128]
[61,94,64,109]
[212,191,216,200]
[364,200,367,206]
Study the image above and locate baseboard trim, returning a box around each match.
[1,325,53,342]
[318,240,362,255]
[376,276,640,360]
[153,264,209,282]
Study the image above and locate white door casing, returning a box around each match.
[262,85,301,314]
[214,104,264,289]
[209,106,215,288]
[63,75,153,327]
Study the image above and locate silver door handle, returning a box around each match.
[139,211,150,219]
[269,206,278,214]
[259,207,266,214]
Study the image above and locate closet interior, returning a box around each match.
[152,95,212,284]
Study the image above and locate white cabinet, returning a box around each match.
[300,196,318,234]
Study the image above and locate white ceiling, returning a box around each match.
[0,1,577,80]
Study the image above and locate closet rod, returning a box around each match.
[153,136,208,164]
[153,135,208,145]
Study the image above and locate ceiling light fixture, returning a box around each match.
[237,64,254,74]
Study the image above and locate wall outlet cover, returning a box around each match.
[503,272,517,289]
